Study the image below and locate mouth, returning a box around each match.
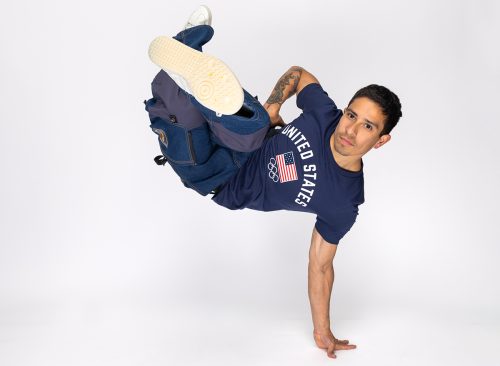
[339,136,354,146]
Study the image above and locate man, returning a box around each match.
[145,6,402,359]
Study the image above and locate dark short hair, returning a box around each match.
[348,85,402,136]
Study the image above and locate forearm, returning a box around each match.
[264,66,304,114]
[263,66,319,127]
[308,262,334,332]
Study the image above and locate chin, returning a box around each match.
[334,145,352,156]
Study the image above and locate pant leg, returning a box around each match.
[146,70,246,196]
[190,90,270,152]
[173,25,214,52]
[170,25,270,152]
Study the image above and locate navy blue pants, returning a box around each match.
[145,25,270,196]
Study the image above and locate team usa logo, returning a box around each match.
[267,151,298,183]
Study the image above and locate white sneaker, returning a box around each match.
[164,6,213,97]
[149,36,243,115]
[184,5,212,29]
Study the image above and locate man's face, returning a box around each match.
[332,97,391,158]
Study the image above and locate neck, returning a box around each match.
[330,134,362,172]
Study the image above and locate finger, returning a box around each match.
[334,343,357,351]
[327,343,337,358]
[335,339,350,344]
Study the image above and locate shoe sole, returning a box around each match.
[148,36,243,115]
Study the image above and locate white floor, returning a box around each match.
[1,293,498,366]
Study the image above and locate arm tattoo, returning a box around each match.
[266,67,303,105]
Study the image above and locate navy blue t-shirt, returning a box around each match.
[212,83,364,244]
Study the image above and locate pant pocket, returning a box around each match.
[188,124,214,164]
[150,116,214,166]
[150,116,196,165]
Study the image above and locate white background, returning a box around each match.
[1,0,499,365]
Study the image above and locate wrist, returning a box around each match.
[264,102,281,114]
[313,328,334,349]
[313,325,331,334]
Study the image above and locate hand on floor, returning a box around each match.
[313,329,357,359]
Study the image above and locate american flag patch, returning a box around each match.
[276,151,298,183]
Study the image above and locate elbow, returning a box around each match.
[289,65,304,73]
[308,259,333,274]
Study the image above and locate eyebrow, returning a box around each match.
[346,107,380,129]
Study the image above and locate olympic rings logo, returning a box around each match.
[268,157,279,183]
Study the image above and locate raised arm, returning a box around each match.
[263,66,319,127]
[308,227,356,358]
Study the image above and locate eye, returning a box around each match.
[364,123,373,130]
[346,112,355,120]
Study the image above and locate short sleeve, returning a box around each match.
[296,83,338,112]
[315,210,358,245]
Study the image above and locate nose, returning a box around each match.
[346,121,358,137]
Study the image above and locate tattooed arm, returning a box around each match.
[263,66,320,127]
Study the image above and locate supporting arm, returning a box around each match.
[308,227,357,358]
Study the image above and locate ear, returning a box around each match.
[374,134,391,149]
